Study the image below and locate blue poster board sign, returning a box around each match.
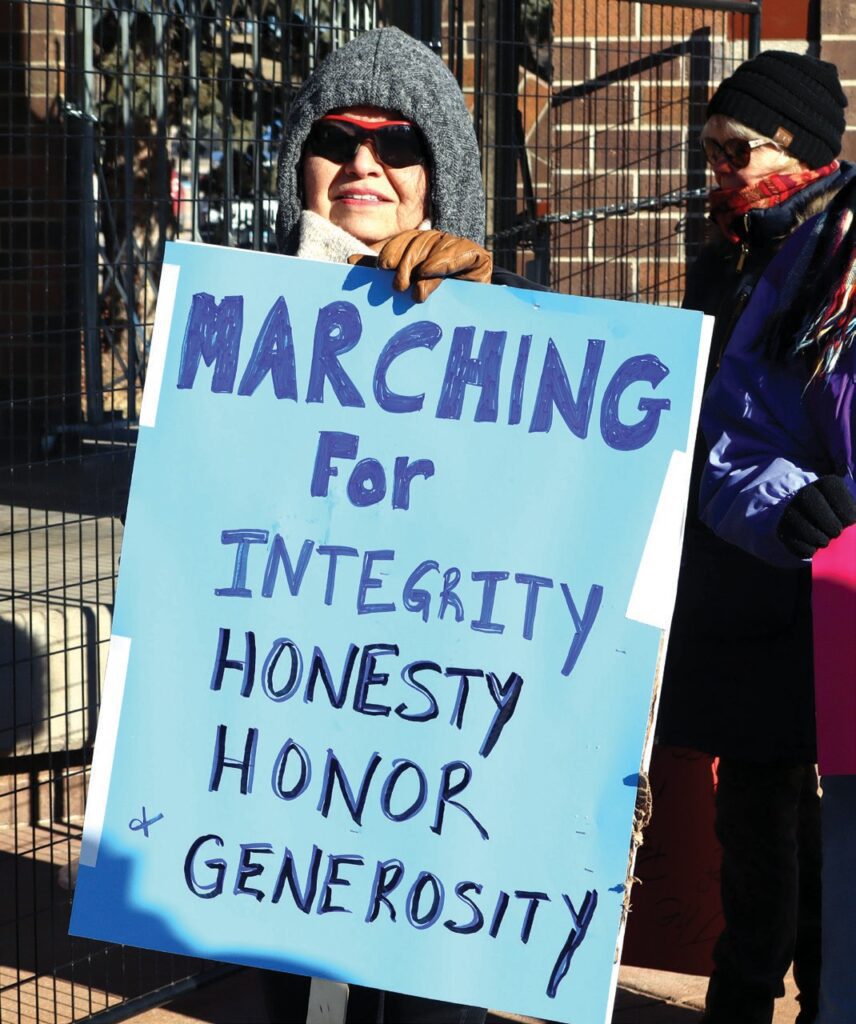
[71,241,709,1023]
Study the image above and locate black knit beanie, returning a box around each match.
[706,50,847,168]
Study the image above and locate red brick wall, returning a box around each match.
[21,0,65,120]
[442,2,745,298]
[541,0,754,301]
[762,0,814,41]
[820,3,856,164]
[494,0,848,301]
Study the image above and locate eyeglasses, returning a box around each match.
[701,136,783,170]
[306,115,426,169]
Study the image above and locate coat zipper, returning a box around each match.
[735,213,750,272]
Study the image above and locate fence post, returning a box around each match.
[749,0,762,56]
[685,28,711,279]
[482,0,521,272]
[75,0,104,427]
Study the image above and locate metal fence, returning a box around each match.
[0,1,757,1020]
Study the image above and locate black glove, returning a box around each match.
[777,475,856,559]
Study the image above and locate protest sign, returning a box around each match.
[813,526,856,776]
[70,241,709,1023]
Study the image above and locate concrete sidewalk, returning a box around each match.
[136,964,803,1024]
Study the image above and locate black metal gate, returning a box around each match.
[1,2,757,1020]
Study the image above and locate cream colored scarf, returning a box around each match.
[294,210,376,263]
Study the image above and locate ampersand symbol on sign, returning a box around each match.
[129,807,164,837]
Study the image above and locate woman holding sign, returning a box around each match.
[275,27,543,301]
[699,175,856,1024]
[265,25,541,1024]
[655,51,853,1024]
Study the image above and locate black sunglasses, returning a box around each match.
[701,136,782,170]
[306,116,426,169]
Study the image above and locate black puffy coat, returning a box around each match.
[656,163,856,763]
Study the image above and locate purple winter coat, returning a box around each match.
[700,217,856,568]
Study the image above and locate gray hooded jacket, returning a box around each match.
[275,27,486,254]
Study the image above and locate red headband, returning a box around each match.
[320,113,414,130]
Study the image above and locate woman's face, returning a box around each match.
[302,105,430,250]
[702,119,805,190]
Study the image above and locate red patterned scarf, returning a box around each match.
[709,161,840,243]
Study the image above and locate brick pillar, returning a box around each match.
[761,0,816,48]
[819,0,856,163]
[0,1,80,463]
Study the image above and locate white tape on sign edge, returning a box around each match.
[625,448,691,629]
[604,959,621,1024]
[625,313,712,630]
[79,634,132,868]
[139,263,180,429]
[689,314,715,454]
[307,979,349,1024]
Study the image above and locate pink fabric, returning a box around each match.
[813,524,856,775]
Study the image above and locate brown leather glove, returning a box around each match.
[350,229,493,302]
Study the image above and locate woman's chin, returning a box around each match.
[331,209,394,246]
